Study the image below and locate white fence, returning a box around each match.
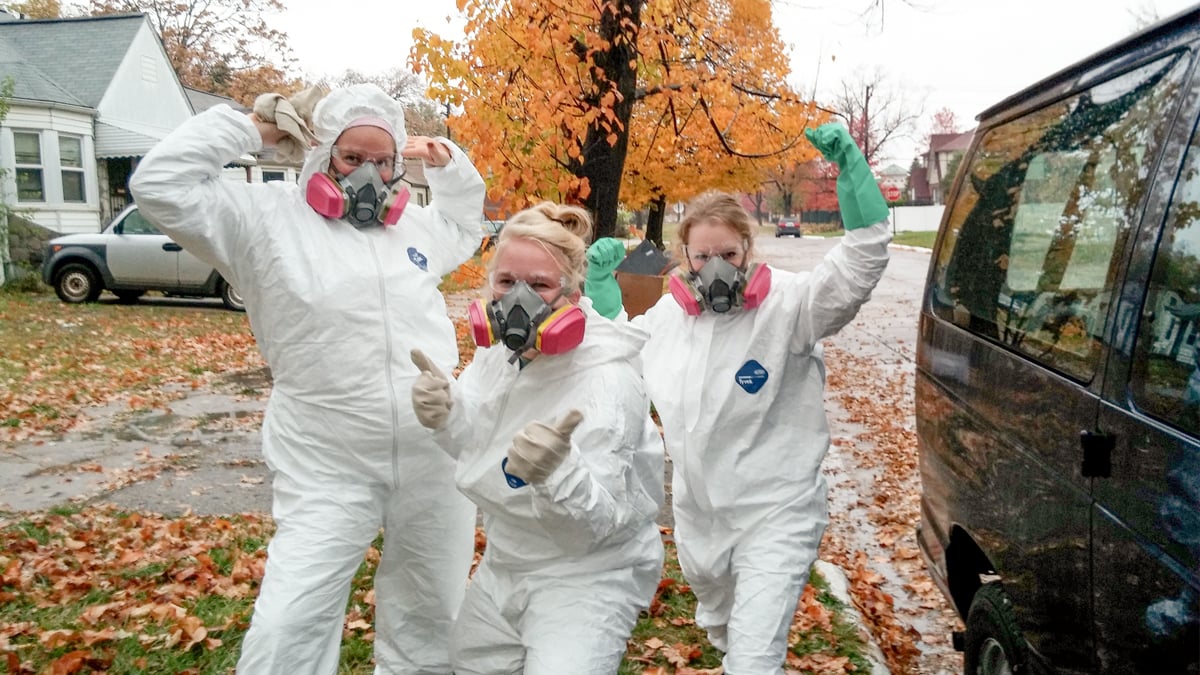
[888,204,945,232]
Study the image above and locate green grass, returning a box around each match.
[892,230,937,248]
[782,227,936,248]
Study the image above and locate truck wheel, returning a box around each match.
[964,583,1028,675]
[54,263,102,304]
[219,278,245,312]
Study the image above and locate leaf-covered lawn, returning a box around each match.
[0,508,868,674]
[0,295,263,443]
[1,289,881,673]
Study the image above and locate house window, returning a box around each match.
[262,170,285,182]
[13,131,44,202]
[60,135,85,202]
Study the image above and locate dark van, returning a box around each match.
[916,6,1200,674]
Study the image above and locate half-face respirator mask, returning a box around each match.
[306,160,410,228]
[469,281,586,362]
[669,256,772,316]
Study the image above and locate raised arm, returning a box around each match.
[405,136,487,277]
[787,123,893,353]
[128,106,270,274]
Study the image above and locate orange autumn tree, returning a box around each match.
[622,0,828,243]
[412,0,822,239]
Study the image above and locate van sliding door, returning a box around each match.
[1095,91,1200,673]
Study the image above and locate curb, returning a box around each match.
[814,560,891,675]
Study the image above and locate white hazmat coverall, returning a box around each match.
[129,84,483,675]
[431,299,665,675]
[636,222,891,674]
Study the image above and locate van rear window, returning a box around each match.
[1131,122,1200,436]
[931,51,1191,382]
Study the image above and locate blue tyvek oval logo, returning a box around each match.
[407,247,429,271]
[735,359,768,394]
[501,457,527,489]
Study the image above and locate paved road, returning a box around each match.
[756,235,961,674]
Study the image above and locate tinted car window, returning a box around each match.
[119,208,162,236]
[1131,121,1200,435]
[931,52,1191,382]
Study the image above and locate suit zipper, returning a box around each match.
[367,238,402,488]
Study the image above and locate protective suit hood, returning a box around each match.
[299,83,409,190]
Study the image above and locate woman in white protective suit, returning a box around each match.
[129,83,483,674]
[408,201,665,674]
[584,123,892,674]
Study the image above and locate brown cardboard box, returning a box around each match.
[616,271,667,318]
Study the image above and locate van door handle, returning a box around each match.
[162,243,182,252]
[1080,430,1114,478]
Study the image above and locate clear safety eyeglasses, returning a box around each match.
[489,272,568,297]
[683,243,746,267]
[331,145,402,175]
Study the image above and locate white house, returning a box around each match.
[0,12,209,233]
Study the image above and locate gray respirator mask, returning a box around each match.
[468,279,588,364]
[307,160,410,228]
[693,256,747,313]
[491,281,555,355]
[339,163,405,228]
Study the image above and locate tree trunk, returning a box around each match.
[646,194,665,249]
[751,191,766,225]
[573,0,642,241]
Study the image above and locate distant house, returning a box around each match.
[0,12,209,233]
[922,131,974,204]
[877,163,908,193]
[909,164,933,203]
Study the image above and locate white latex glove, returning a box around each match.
[253,84,329,163]
[410,349,452,430]
[505,410,584,484]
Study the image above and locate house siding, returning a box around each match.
[0,105,102,234]
[94,22,192,147]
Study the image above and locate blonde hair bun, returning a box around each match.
[490,201,594,293]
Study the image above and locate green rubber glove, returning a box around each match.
[585,237,626,320]
[805,123,889,230]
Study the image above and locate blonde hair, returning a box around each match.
[675,191,756,265]
[489,201,593,293]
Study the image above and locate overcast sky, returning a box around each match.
[274,0,1196,165]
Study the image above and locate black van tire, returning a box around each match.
[54,263,102,304]
[964,583,1027,675]
[219,279,245,312]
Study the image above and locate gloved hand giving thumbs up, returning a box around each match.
[410,349,452,430]
[505,410,584,484]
